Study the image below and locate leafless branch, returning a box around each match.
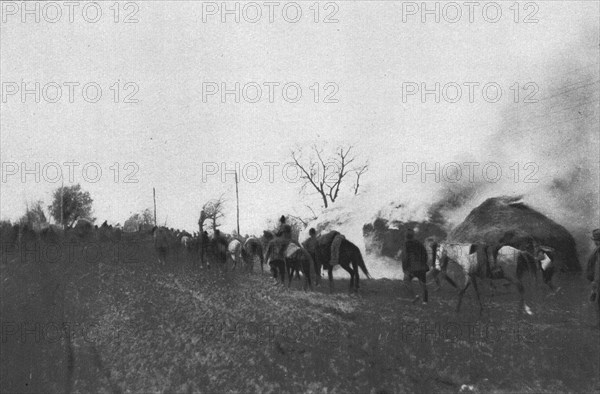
[353,163,369,195]
[291,144,368,208]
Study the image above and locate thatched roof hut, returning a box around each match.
[449,196,580,271]
[363,217,447,258]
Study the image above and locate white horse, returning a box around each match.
[227,239,243,270]
[435,242,535,315]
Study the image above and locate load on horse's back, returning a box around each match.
[315,231,346,270]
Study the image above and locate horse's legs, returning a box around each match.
[516,279,529,314]
[430,269,442,291]
[504,273,529,314]
[471,276,484,315]
[314,258,321,286]
[438,269,458,290]
[348,270,354,293]
[354,263,360,292]
[418,275,428,303]
[456,277,472,313]
[280,262,286,285]
[303,259,312,291]
[328,267,334,293]
[287,266,294,288]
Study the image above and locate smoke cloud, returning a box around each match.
[305,31,599,275]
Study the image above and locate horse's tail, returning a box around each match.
[355,247,372,279]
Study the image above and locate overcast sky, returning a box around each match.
[1,1,598,235]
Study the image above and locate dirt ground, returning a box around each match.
[1,239,599,393]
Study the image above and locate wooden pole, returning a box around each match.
[153,188,157,226]
[235,170,240,236]
[60,181,64,229]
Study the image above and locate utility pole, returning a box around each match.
[235,170,240,236]
[60,181,64,229]
[153,187,157,226]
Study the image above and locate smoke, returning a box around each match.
[436,46,599,259]
[302,35,598,276]
[300,192,426,279]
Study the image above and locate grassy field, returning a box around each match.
[1,236,599,393]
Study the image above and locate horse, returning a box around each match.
[227,239,244,270]
[264,234,290,284]
[427,241,458,290]
[532,244,559,293]
[210,232,229,268]
[152,226,172,266]
[434,242,536,315]
[316,239,371,293]
[284,243,314,290]
[243,237,264,272]
[181,235,191,248]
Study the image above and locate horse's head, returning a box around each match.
[534,244,555,271]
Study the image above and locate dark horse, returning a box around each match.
[209,231,229,269]
[316,239,371,293]
[285,244,314,290]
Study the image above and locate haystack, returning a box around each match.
[449,196,580,271]
[363,218,446,258]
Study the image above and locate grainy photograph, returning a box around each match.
[1,1,599,393]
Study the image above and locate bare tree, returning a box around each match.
[202,194,226,231]
[353,163,368,195]
[20,200,48,229]
[288,205,318,227]
[291,144,368,208]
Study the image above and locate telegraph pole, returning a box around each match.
[235,170,240,236]
[153,187,157,226]
[60,181,64,229]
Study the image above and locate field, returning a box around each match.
[1,235,599,393]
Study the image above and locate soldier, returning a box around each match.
[302,228,320,285]
[274,215,287,237]
[265,224,293,284]
[398,229,429,305]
